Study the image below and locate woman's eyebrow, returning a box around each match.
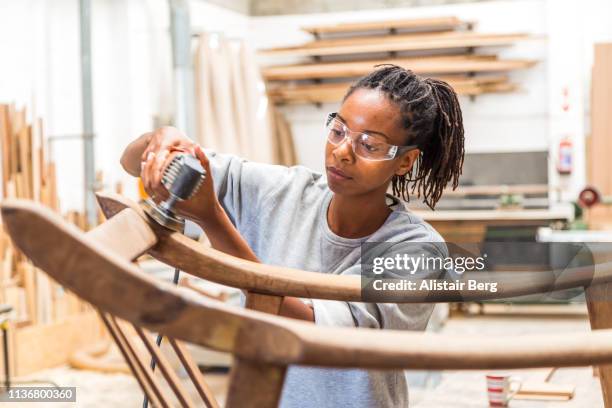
[336,113,390,141]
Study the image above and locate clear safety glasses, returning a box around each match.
[325,112,418,161]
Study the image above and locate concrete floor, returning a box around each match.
[5,312,603,407]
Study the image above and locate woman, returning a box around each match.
[120,65,464,407]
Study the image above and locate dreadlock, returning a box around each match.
[344,64,465,210]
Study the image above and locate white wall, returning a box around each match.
[248,0,550,173]
[0,0,610,211]
[0,0,248,211]
[248,0,612,201]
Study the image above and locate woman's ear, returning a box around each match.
[395,149,420,176]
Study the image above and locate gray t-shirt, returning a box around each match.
[206,149,446,408]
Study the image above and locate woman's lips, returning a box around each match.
[327,166,352,181]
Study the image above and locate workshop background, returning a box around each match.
[0,0,611,406]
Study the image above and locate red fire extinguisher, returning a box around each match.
[557,137,573,175]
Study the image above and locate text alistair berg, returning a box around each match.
[370,253,498,293]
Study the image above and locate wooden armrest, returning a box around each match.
[5,199,612,371]
[95,192,612,302]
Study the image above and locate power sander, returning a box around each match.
[140,153,206,232]
[138,152,206,408]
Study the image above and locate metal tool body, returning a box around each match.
[141,153,206,232]
[139,152,206,408]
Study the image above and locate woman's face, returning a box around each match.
[325,88,420,198]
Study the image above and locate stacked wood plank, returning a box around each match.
[303,16,470,37]
[259,32,535,58]
[259,16,539,104]
[0,103,106,376]
[0,104,92,327]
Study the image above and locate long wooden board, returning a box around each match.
[268,76,516,103]
[588,43,612,228]
[260,32,535,58]
[262,55,537,81]
[302,16,468,36]
[10,199,612,374]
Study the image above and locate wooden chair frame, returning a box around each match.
[4,196,612,407]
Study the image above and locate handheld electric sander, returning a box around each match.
[140,152,206,232]
[138,152,206,408]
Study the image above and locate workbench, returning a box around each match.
[411,206,574,242]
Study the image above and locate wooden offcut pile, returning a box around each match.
[259,16,540,104]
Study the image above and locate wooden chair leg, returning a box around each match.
[107,315,174,408]
[225,358,287,408]
[168,338,220,408]
[134,326,195,408]
[245,292,283,315]
[99,312,170,408]
[586,283,612,408]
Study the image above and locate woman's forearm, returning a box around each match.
[200,205,314,322]
[120,132,152,177]
[198,204,260,262]
[121,130,314,321]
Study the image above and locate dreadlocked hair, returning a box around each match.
[343,64,465,210]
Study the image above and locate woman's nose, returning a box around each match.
[333,134,355,162]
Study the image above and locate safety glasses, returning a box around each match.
[325,112,418,161]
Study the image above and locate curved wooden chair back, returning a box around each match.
[4,198,612,407]
[95,192,612,408]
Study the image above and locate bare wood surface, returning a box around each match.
[302,16,466,36]
[134,325,195,408]
[260,32,534,58]
[442,183,550,197]
[226,358,286,408]
[585,282,612,408]
[89,207,215,407]
[168,338,220,408]
[268,76,516,103]
[94,193,611,302]
[588,43,612,229]
[99,314,153,398]
[262,55,537,81]
[11,311,102,375]
[9,199,612,371]
[245,292,283,314]
[411,207,573,222]
[86,208,157,261]
[68,340,130,374]
[100,313,169,408]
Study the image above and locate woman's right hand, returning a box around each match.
[139,126,196,197]
[139,127,223,226]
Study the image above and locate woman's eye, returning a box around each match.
[361,141,379,152]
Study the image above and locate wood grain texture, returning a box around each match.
[245,292,283,315]
[226,358,286,408]
[260,32,534,58]
[302,16,466,36]
[95,192,612,302]
[262,55,537,81]
[86,208,157,261]
[588,43,612,228]
[134,325,195,408]
[68,340,131,374]
[104,314,172,408]
[585,282,612,408]
[8,199,612,371]
[268,76,516,104]
[168,338,220,408]
[99,313,163,407]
